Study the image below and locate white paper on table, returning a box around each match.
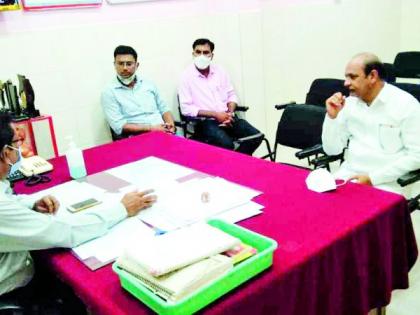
[137,176,261,231]
[214,201,264,223]
[72,217,155,263]
[29,181,107,218]
[106,156,196,190]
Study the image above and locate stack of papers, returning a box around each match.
[30,157,264,270]
[118,223,240,276]
[116,222,239,301]
[117,254,233,302]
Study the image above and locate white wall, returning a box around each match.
[0,0,417,158]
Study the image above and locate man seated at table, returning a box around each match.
[0,112,157,306]
[101,45,175,138]
[178,38,263,155]
[322,52,420,196]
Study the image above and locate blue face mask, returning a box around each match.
[8,146,23,176]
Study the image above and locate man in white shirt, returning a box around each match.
[0,113,156,301]
[322,52,420,196]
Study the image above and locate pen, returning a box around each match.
[140,219,167,236]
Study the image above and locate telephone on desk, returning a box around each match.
[8,156,53,183]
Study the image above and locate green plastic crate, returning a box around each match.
[112,219,277,314]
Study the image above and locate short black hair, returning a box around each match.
[0,113,14,150]
[114,45,138,61]
[364,61,386,80]
[192,39,215,52]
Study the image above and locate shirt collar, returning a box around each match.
[375,82,390,103]
[192,63,215,78]
[356,82,389,107]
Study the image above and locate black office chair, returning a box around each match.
[305,78,349,107]
[0,297,66,315]
[383,62,397,83]
[0,298,25,315]
[391,81,420,210]
[272,103,344,170]
[272,78,348,168]
[393,51,420,79]
[178,105,274,160]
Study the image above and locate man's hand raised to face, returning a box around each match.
[326,92,346,119]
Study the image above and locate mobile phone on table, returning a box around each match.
[67,198,101,213]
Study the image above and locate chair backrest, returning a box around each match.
[305,78,349,106]
[391,82,420,102]
[383,62,396,83]
[276,104,326,150]
[393,51,420,79]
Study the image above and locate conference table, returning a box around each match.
[15,131,418,315]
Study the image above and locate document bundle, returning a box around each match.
[117,223,240,276]
[117,254,233,302]
[115,223,245,301]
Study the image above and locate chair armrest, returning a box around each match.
[275,102,297,110]
[235,132,264,144]
[183,116,209,122]
[397,169,420,187]
[295,144,323,159]
[235,106,249,112]
[174,121,186,128]
[0,299,25,312]
[310,153,344,168]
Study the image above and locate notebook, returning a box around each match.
[119,222,240,276]
[223,243,257,264]
[116,254,233,302]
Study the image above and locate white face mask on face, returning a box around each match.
[117,73,136,86]
[8,146,23,176]
[194,55,211,70]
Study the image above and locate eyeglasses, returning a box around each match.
[11,139,23,146]
[115,61,136,67]
[194,49,212,56]
[6,142,21,151]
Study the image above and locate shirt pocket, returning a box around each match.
[124,88,157,115]
[378,124,403,153]
[210,83,227,103]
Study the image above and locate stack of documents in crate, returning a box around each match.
[116,223,240,301]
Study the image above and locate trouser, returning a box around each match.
[0,257,87,315]
[196,118,263,155]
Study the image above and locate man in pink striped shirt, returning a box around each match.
[178,38,263,155]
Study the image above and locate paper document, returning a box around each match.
[72,218,155,270]
[116,254,232,302]
[138,177,261,231]
[118,222,240,276]
[215,201,264,223]
[29,156,263,270]
[106,156,196,190]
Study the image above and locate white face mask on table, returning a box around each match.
[305,168,338,193]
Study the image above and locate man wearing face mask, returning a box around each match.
[178,38,263,155]
[322,52,420,196]
[101,45,175,138]
[0,113,157,305]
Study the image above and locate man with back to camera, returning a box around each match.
[101,45,175,138]
[0,112,157,305]
[178,38,263,155]
[322,52,420,196]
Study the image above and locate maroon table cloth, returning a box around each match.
[15,132,418,315]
